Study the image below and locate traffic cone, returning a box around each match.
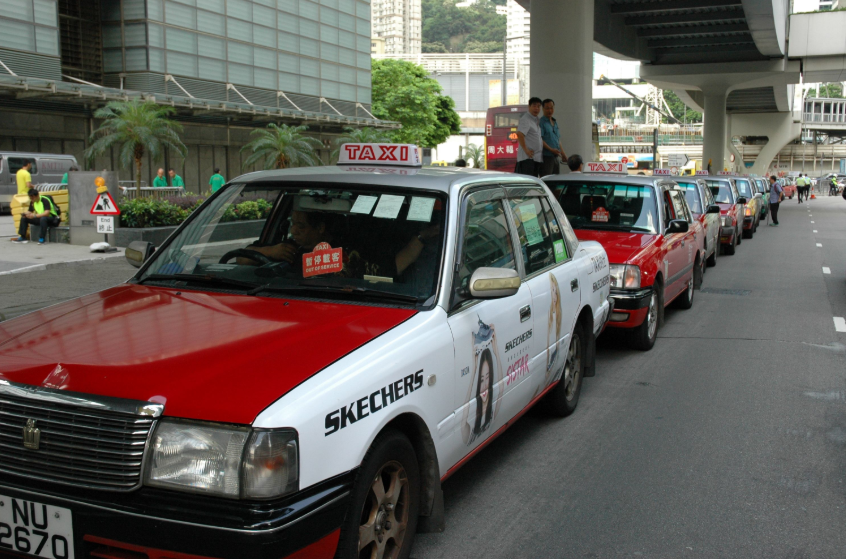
[811,193,816,199]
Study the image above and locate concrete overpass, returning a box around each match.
[518,0,844,175]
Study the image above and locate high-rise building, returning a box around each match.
[793,0,836,10]
[0,0,393,187]
[371,0,421,55]
[506,0,530,66]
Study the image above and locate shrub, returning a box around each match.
[119,196,272,227]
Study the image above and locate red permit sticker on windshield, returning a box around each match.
[303,242,343,277]
[591,208,610,222]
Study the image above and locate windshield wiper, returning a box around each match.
[246,282,421,304]
[137,274,259,290]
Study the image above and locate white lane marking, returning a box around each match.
[811,221,815,223]
[816,243,823,247]
[835,317,846,333]
[814,230,818,233]
[823,267,831,274]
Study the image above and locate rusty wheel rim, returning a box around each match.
[358,460,409,559]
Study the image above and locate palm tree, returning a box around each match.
[241,123,323,170]
[85,99,187,194]
[331,127,392,162]
[465,143,485,169]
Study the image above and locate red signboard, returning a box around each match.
[303,242,343,277]
[591,207,610,223]
[486,141,518,160]
[90,192,120,215]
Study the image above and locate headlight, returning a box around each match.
[145,420,299,499]
[609,264,641,289]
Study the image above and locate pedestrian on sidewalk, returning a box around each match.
[12,189,60,244]
[803,174,811,201]
[168,169,185,189]
[795,174,805,204]
[209,168,226,193]
[515,97,543,177]
[768,175,783,226]
[540,99,566,176]
[153,168,168,187]
[60,165,79,186]
[16,161,32,195]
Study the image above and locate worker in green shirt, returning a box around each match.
[168,168,185,188]
[209,168,226,193]
[153,168,168,187]
[60,165,79,185]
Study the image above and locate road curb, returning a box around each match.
[0,252,125,276]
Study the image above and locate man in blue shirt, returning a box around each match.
[539,99,566,176]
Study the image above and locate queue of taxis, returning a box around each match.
[702,173,746,255]
[543,163,706,351]
[0,144,613,559]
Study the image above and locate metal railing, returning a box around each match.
[119,186,187,200]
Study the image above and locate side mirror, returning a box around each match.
[469,267,520,299]
[666,219,689,234]
[706,204,721,214]
[737,197,747,204]
[126,241,155,268]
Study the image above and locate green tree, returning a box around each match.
[817,83,844,98]
[84,99,187,194]
[464,143,485,169]
[422,0,505,53]
[241,123,323,169]
[331,127,392,161]
[662,90,703,124]
[422,42,449,53]
[371,59,461,147]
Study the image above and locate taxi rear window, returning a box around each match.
[675,181,702,214]
[705,180,734,204]
[548,181,659,234]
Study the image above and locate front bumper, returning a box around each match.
[742,215,754,229]
[719,225,736,244]
[607,287,652,329]
[0,470,353,559]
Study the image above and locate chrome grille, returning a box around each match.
[0,382,163,492]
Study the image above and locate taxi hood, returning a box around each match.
[575,229,660,264]
[0,284,416,424]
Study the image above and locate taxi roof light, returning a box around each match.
[337,143,422,167]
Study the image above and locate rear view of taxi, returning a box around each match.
[730,175,763,239]
[704,175,746,255]
[544,164,704,351]
[0,144,612,559]
[674,176,721,268]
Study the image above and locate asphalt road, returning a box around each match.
[0,197,844,558]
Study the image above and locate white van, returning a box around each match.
[0,152,78,211]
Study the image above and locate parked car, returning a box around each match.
[730,176,762,238]
[752,177,769,220]
[675,176,722,267]
[544,170,705,351]
[779,178,796,199]
[0,151,77,212]
[703,176,745,255]
[0,143,614,559]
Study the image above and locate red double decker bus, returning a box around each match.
[484,104,524,172]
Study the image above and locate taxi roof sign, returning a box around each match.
[584,162,627,174]
[653,168,671,176]
[695,170,709,176]
[338,143,421,167]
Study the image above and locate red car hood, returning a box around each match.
[0,285,416,424]
[717,202,735,215]
[575,229,659,264]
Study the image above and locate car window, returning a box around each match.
[507,195,560,275]
[662,189,673,225]
[675,180,702,214]
[540,196,571,261]
[548,180,659,234]
[735,179,754,198]
[701,182,715,206]
[456,189,517,292]
[706,180,733,204]
[8,157,36,174]
[668,191,688,222]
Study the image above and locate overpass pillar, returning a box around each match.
[702,87,728,173]
[530,0,594,162]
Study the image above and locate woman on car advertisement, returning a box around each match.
[462,318,503,446]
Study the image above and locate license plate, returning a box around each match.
[0,495,74,559]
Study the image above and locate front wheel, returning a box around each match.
[630,289,659,351]
[724,232,737,255]
[675,265,696,310]
[336,430,420,559]
[706,242,718,267]
[544,322,585,417]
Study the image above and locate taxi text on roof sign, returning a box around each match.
[337,143,421,167]
[653,168,671,176]
[584,162,627,174]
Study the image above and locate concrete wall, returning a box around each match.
[0,107,335,194]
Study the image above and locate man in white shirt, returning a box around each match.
[515,97,544,177]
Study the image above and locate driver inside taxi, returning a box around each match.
[240,210,439,278]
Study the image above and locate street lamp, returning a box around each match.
[502,35,529,107]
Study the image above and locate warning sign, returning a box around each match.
[591,207,610,223]
[303,242,343,277]
[90,191,120,215]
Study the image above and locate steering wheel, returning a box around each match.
[219,248,274,265]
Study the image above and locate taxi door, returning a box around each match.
[445,186,534,467]
[503,185,581,401]
[668,189,696,291]
[660,187,686,301]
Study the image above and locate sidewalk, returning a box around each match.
[0,238,124,275]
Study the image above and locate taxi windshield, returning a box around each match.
[735,179,754,198]
[706,180,734,204]
[548,181,659,234]
[675,181,702,214]
[135,184,446,307]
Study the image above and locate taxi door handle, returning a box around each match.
[520,305,531,322]
[571,279,579,292]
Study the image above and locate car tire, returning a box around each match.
[630,288,659,351]
[675,262,696,310]
[706,242,718,267]
[544,321,585,417]
[336,430,420,559]
[724,232,737,255]
[736,226,742,245]
[743,225,753,239]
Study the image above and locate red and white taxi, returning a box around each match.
[544,163,705,351]
[700,173,746,256]
[0,145,612,559]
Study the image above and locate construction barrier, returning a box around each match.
[10,184,69,238]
